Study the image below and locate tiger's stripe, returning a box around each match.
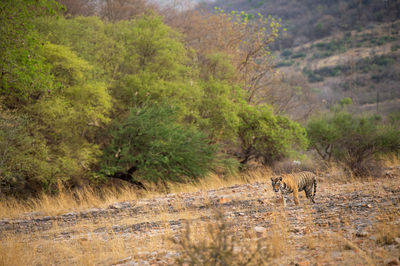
[270,171,317,206]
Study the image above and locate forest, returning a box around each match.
[0,0,399,198]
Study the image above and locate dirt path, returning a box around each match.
[1,177,399,265]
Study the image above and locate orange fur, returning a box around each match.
[281,175,300,205]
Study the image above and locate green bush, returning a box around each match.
[314,65,349,77]
[292,52,307,59]
[280,49,293,58]
[238,105,308,166]
[101,105,218,184]
[317,39,347,53]
[0,111,54,196]
[275,60,294,67]
[307,73,324,83]
[311,51,333,59]
[307,112,400,175]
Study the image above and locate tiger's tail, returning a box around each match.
[313,176,317,198]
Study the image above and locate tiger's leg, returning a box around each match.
[281,193,287,207]
[305,186,315,203]
[293,188,299,205]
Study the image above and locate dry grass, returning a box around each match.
[0,208,285,266]
[172,209,288,265]
[0,168,272,219]
[0,223,168,266]
[0,183,141,218]
[373,206,400,246]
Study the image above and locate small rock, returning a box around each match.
[63,212,76,217]
[254,226,266,237]
[254,226,266,232]
[385,259,399,266]
[164,252,178,259]
[394,237,400,245]
[109,203,124,209]
[219,197,231,204]
[355,231,368,237]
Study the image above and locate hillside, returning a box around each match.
[205,0,400,48]
[202,0,400,115]
[275,20,400,108]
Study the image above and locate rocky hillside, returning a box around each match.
[205,0,400,48]
[275,20,400,109]
[201,0,400,115]
[1,169,399,265]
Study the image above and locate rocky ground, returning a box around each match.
[1,172,400,265]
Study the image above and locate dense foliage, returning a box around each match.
[101,105,217,184]
[307,112,400,175]
[1,0,307,196]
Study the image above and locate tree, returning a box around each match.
[0,0,60,108]
[261,72,320,121]
[110,15,196,112]
[166,8,282,103]
[100,0,157,21]
[26,43,112,189]
[101,105,217,185]
[57,0,95,16]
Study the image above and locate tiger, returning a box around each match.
[270,171,317,206]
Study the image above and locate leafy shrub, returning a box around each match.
[314,66,342,77]
[280,49,293,58]
[388,112,400,129]
[238,105,308,166]
[307,112,400,176]
[372,55,395,66]
[0,110,53,196]
[391,44,400,52]
[275,60,294,67]
[311,51,333,59]
[101,105,217,184]
[292,52,307,59]
[307,73,324,83]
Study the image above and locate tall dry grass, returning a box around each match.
[0,183,141,218]
[0,168,273,219]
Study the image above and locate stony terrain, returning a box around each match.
[1,172,400,265]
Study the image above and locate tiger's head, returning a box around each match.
[270,176,283,192]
